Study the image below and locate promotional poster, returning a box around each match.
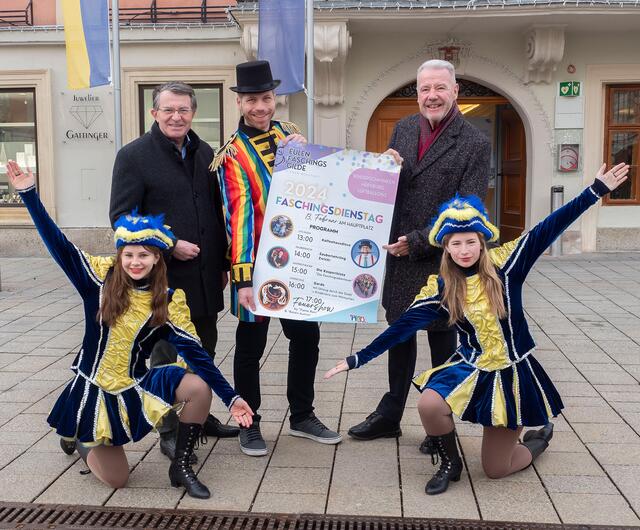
[252,143,400,323]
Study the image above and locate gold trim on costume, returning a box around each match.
[232,262,253,284]
[279,121,302,135]
[210,132,239,172]
[464,275,510,371]
[492,372,508,427]
[83,253,116,282]
[489,237,523,269]
[167,288,199,339]
[445,370,479,418]
[95,391,113,442]
[413,274,440,303]
[95,290,152,391]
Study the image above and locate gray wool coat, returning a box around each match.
[381,111,491,324]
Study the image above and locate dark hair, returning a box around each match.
[152,81,197,112]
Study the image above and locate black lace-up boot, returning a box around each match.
[168,422,210,499]
[425,430,463,495]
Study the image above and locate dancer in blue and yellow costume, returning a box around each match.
[6,160,253,499]
[326,162,629,495]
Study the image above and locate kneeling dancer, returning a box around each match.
[7,160,253,499]
[326,162,629,494]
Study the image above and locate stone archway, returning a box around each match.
[346,50,554,228]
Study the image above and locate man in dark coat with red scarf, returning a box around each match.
[348,60,490,451]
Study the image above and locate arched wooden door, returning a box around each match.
[365,79,527,239]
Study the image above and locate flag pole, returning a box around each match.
[306,0,314,143]
[112,0,122,151]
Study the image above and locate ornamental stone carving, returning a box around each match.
[240,21,351,107]
[524,25,566,84]
[313,21,351,106]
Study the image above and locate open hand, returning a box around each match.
[6,160,34,191]
[324,360,349,379]
[230,397,254,428]
[596,162,629,191]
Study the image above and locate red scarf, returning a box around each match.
[418,104,459,161]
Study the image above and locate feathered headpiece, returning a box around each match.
[428,194,499,247]
[113,209,175,250]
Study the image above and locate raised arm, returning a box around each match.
[8,161,99,294]
[497,163,629,278]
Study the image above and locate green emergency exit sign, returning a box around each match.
[559,81,581,97]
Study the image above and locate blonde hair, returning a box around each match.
[439,233,506,326]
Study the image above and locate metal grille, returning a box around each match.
[0,502,630,530]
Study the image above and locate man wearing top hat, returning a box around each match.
[213,60,342,456]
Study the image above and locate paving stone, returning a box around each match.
[572,422,640,444]
[551,492,639,525]
[260,466,331,495]
[35,460,113,505]
[269,435,336,468]
[473,480,559,523]
[106,486,183,508]
[561,405,623,423]
[535,451,605,476]
[588,443,640,465]
[253,491,327,513]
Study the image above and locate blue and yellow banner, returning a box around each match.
[62,0,111,89]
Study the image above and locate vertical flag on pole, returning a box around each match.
[258,0,305,95]
[62,0,111,90]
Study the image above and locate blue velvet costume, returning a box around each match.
[346,180,611,429]
[18,186,239,446]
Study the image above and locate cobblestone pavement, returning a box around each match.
[0,254,639,525]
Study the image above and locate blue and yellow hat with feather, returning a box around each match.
[428,194,499,247]
[113,209,175,250]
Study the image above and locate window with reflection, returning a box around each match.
[138,84,223,150]
[0,89,37,206]
[605,85,639,204]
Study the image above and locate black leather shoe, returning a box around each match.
[203,414,239,438]
[347,412,401,440]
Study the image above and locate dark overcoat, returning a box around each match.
[382,112,491,324]
[109,122,229,319]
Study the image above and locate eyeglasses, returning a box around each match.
[158,107,193,116]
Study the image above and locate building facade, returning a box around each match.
[1,0,639,254]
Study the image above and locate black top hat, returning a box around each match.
[230,60,281,93]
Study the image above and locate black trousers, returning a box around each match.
[155,314,218,434]
[234,318,319,424]
[376,328,457,424]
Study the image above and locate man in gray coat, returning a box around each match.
[348,60,490,450]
